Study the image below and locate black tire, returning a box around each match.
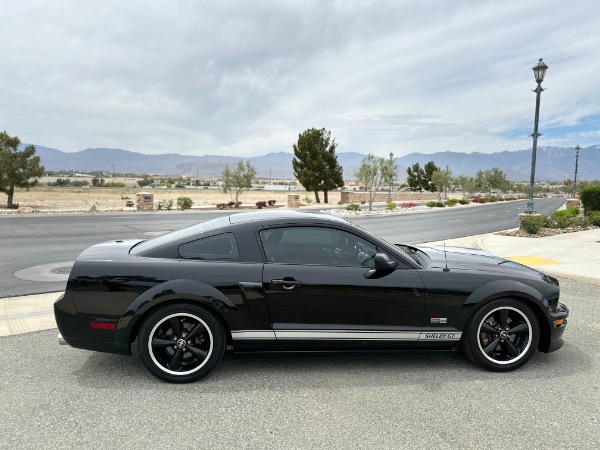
[138,303,225,383]
[461,298,540,372]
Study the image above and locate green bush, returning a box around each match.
[458,199,470,205]
[546,208,581,229]
[581,186,600,212]
[157,199,173,211]
[386,202,396,210]
[176,196,193,210]
[346,203,360,211]
[520,214,546,234]
[445,198,459,207]
[426,201,445,208]
[586,211,600,226]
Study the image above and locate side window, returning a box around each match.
[260,227,377,267]
[179,233,239,260]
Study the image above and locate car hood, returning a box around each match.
[413,245,544,278]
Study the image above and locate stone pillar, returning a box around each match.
[136,192,154,211]
[339,191,351,204]
[287,194,300,208]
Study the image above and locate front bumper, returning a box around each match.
[545,302,568,353]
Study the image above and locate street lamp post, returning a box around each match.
[524,58,548,214]
[573,145,581,197]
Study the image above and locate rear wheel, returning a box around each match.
[462,299,539,372]
[139,303,225,383]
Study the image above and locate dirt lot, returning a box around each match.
[2,187,339,211]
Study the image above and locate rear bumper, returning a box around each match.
[54,293,130,356]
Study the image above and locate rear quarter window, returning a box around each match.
[179,233,239,260]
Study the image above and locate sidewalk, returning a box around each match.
[422,228,600,285]
[2,228,599,338]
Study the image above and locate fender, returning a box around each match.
[464,279,548,311]
[114,279,237,350]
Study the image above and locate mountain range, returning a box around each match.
[29,144,600,182]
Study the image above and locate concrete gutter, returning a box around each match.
[0,292,62,337]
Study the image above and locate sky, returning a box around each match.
[1,0,599,157]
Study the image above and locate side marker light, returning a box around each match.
[89,321,116,330]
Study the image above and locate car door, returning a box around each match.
[260,226,426,350]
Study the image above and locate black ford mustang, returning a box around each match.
[55,211,568,383]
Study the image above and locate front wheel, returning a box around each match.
[138,303,226,383]
[461,299,540,372]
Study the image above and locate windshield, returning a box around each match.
[130,216,231,254]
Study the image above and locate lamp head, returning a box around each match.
[532,58,548,84]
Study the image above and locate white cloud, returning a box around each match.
[1,0,599,157]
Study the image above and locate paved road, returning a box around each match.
[351,198,564,243]
[0,199,564,296]
[0,278,597,449]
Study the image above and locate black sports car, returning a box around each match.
[55,211,568,383]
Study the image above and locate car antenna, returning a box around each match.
[443,243,450,272]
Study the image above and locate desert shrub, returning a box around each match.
[105,181,126,188]
[227,201,235,208]
[216,203,227,209]
[303,196,313,204]
[581,186,600,212]
[176,196,193,210]
[426,201,445,208]
[256,201,267,209]
[400,202,417,208]
[458,199,470,205]
[445,198,459,207]
[386,202,396,210]
[346,203,360,211]
[488,197,498,202]
[157,199,173,211]
[585,211,600,226]
[552,208,579,219]
[545,208,580,229]
[71,180,90,187]
[268,200,276,206]
[520,214,546,234]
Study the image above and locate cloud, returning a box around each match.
[1,0,599,157]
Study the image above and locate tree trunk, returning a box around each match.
[323,190,329,204]
[314,191,321,203]
[368,191,374,211]
[6,185,14,208]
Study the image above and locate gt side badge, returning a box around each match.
[430,318,447,324]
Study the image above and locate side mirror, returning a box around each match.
[374,252,398,270]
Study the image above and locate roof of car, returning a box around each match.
[228,210,349,225]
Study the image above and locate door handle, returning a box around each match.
[271,278,303,290]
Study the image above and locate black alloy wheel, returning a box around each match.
[139,303,225,383]
[462,298,540,372]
